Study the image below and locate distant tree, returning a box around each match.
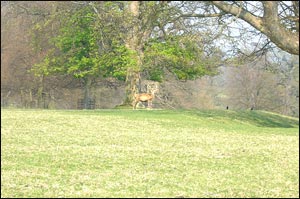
[223,51,299,117]
[1,1,51,108]
[272,53,299,116]
[225,57,280,111]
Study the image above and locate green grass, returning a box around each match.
[1,109,299,198]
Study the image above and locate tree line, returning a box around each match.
[1,1,299,116]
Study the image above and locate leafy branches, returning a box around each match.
[31,4,131,81]
[143,35,219,81]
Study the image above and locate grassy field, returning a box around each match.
[1,108,299,198]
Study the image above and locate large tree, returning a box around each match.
[120,1,221,105]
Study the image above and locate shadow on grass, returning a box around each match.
[192,110,299,128]
[63,108,299,128]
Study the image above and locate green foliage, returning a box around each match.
[31,2,220,83]
[98,44,136,81]
[143,36,217,81]
[31,6,130,81]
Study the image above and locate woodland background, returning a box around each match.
[1,1,299,117]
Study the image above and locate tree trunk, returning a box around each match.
[124,68,140,106]
[37,75,44,108]
[83,77,92,109]
[123,1,143,106]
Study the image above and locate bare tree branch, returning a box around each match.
[180,12,225,18]
[210,1,299,55]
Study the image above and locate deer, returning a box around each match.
[132,84,158,109]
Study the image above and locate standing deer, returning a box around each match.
[133,84,158,109]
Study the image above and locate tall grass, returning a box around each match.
[1,109,299,198]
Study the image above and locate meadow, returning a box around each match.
[1,109,299,198]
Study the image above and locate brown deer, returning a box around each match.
[133,84,158,109]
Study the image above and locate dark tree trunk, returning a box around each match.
[83,77,92,109]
